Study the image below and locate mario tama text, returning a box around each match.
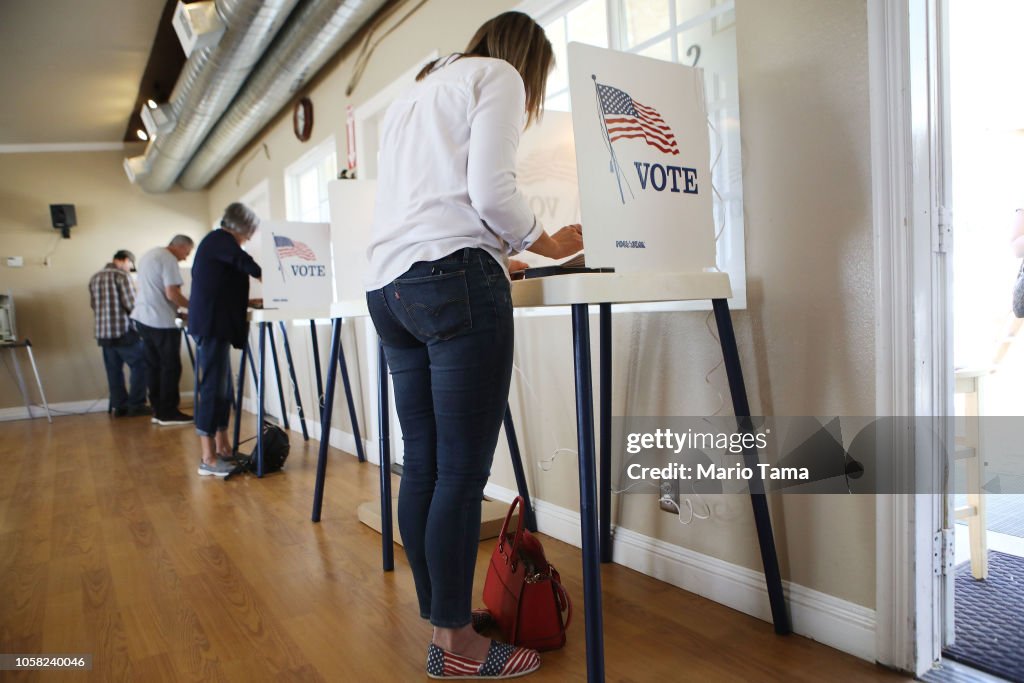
[627,461,808,483]
[625,426,808,484]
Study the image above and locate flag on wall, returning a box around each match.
[273,235,316,261]
[596,82,679,155]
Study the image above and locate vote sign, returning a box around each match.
[260,220,333,308]
[568,42,715,272]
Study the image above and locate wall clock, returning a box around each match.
[293,97,313,142]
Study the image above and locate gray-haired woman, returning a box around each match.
[189,202,263,476]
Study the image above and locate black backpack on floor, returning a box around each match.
[225,421,290,480]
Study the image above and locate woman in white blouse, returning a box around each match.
[365,11,582,680]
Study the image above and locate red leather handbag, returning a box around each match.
[482,497,572,651]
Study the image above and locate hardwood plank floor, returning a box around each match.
[0,412,913,682]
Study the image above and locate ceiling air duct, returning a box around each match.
[132,0,301,193]
[179,0,389,190]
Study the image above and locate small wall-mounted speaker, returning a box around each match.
[50,204,76,229]
[50,204,76,238]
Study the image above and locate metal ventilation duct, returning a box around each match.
[135,0,301,193]
[179,0,389,190]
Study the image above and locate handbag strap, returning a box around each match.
[498,496,526,567]
[552,573,572,631]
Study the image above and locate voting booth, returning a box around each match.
[237,222,338,473]
[305,45,787,683]
[502,44,785,683]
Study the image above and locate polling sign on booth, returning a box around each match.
[260,220,333,308]
[567,42,716,274]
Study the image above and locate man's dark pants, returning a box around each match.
[136,322,183,419]
[100,332,147,412]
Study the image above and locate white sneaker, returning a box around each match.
[198,460,234,477]
[156,411,193,426]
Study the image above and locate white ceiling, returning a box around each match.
[0,0,166,146]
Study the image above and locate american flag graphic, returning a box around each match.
[597,82,679,155]
[273,235,316,261]
[438,650,480,677]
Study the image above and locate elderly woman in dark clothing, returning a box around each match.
[190,202,263,477]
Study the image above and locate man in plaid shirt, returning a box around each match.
[89,250,148,417]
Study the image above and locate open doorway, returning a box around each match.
[946,0,1024,680]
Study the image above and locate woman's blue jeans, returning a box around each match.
[367,248,514,628]
[193,336,233,437]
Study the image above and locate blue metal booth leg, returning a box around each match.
[256,323,267,477]
[267,327,290,432]
[310,320,325,413]
[336,319,366,463]
[502,406,537,533]
[599,303,612,563]
[232,340,248,456]
[183,331,195,370]
[711,298,791,635]
[278,321,309,441]
[571,304,606,683]
[311,318,342,522]
[377,338,394,572]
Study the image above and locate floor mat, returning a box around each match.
[944,550,1024,683]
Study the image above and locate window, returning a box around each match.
[542,0,609,112]
[522,0,746,307]
[284,136,338,222]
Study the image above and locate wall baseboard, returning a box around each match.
[483,482,877,662]
[0,392,195,423]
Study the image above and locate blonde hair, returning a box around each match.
[416,12,554,127]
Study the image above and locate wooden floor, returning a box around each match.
[0,411,914,682]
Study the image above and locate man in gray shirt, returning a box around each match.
[131,235,194,425]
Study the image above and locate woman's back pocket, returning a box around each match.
[394,270,472,340]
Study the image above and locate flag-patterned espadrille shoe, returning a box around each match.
[426,641,540,679]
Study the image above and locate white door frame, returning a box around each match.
[869,0,952,675]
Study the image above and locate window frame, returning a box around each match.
[284,135,338,223]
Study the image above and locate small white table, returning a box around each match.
[1,339,50,422]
